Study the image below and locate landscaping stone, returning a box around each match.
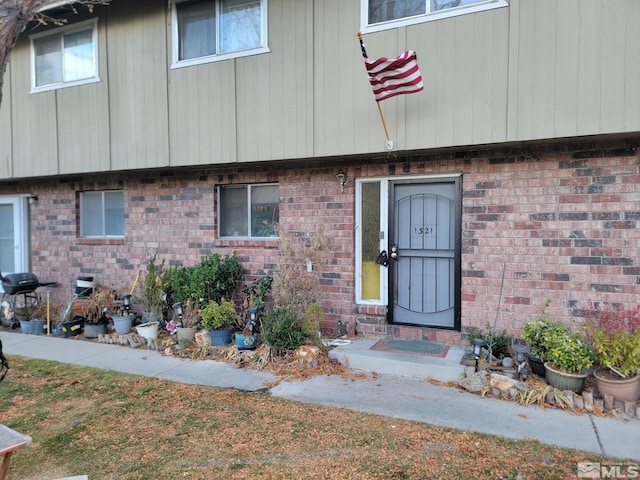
[490,373,517,397]
[458,370,488,393]
[624,401,635,417]
[582,391,593,412]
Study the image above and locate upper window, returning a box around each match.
[30,19,99,92]
[80,190,124,238]
[361,0,508,33]
[219,184,279,238]
[171,0,269,68]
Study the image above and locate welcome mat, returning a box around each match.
[371,339,449,358]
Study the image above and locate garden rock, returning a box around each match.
[458,370,488,393]
[490,373,518,397]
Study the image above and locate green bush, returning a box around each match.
[261,307,312,355]
[545,331,594,373]
[199,300,237,331]
[522,319,569,360]
[170,252,242,304]
[466,323,513,359]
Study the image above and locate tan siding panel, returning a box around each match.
[0,62,11,178]
[107,1,170,170]
[600,3,629,133]
[552,0,579,138]
[9,41,58,178]
[624,1,640,129]
[236,0,313,162]
[510,0,640,141]
[313,0,383,156]
[169,62,237,166]
[575,1,602,135]
[57,84,111,174]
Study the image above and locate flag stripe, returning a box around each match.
[365,50,424,102]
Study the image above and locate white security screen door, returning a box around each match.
[389,180,460,329]
[0,197,29,282]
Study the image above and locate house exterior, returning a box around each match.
[1,0,639,344]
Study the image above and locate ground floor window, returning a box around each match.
[219,184,279,238]
[80,190,124,238]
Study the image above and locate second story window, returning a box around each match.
[172,0,269,68]
[362,0,508,33]
[31,19,99,92]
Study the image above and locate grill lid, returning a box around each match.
[1,272,40,287]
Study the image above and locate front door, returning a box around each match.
[0,197,29,280]
[389,180,460,329]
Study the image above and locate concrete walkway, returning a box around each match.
[1,331,639,461]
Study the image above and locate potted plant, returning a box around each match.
[584,303,640,402]
[81,289,116,339]
[199,299,237,346]
[521,313,570,378]
[169,300,201,347]
[111,299,134,335]
[544,330,594,393]
[137,254,171,339]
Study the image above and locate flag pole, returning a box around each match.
[358,31,394,150]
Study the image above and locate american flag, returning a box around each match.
[365,50,424,102]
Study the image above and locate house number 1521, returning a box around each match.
[415,226,434,235]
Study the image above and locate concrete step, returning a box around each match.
[327,338,467,382]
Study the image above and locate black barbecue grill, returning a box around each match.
[1,272,57,328]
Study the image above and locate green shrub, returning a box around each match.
[584,304,640,376]
[545,331,594,373]
[261,307,312,355]
[466,323,513,359]
[199,300,237,331]
[170,252,242,304]
[522,319,569,360]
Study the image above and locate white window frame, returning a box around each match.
[218,183,279,239]
[360,0,508,34]
[79,190,124,239]
[170,0,270,69]
[30,18,100,93]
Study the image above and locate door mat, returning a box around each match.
[371,339,449,358]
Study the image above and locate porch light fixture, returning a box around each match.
[472,338,486,372]
[336,170,347,193]
[28,195,38,205]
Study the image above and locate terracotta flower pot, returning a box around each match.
[593,367,640,402]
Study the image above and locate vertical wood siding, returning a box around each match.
[106,0,170,171]
[2,0,640,178]
[0,63,11,178]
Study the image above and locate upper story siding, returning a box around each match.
[1,0,639,180]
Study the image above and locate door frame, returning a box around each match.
[0,195,30,283]
[354,173,462,331]
[387,176,462,331]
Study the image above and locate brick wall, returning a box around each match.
[461,145,640,340]
[6,139,640,343]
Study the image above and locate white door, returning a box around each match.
[0,197,29,282]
